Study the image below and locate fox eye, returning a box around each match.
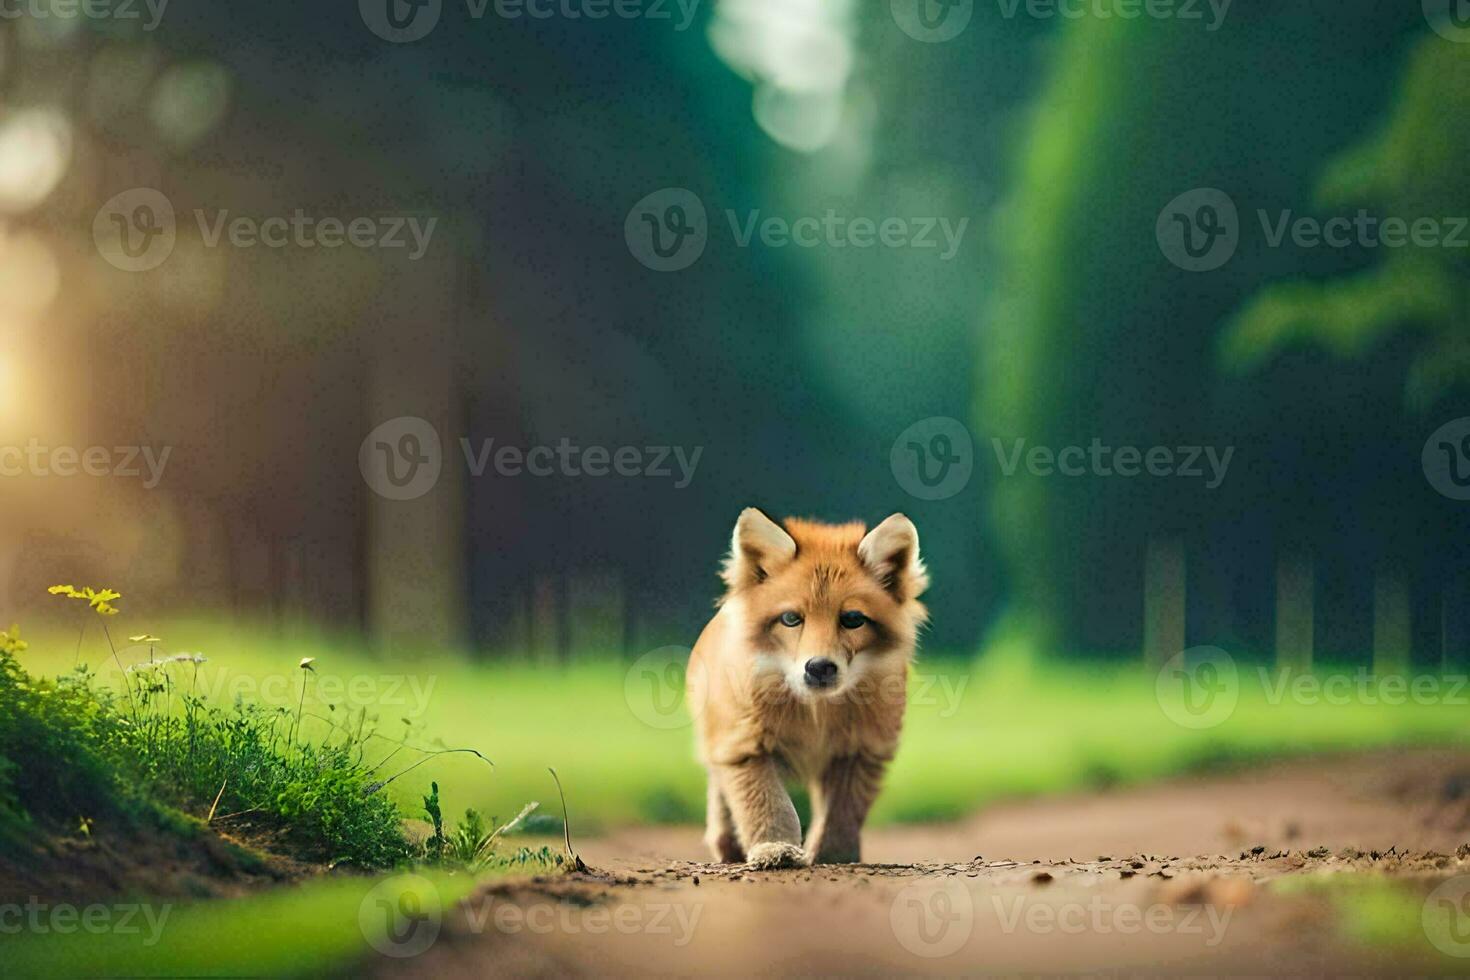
[778,611,803,628]
[838,610,867,630]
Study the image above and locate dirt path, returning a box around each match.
[372,750,1470,977]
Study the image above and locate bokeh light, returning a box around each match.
[149,61,232,152]
[0,228,60,317]
[0,108,73,213]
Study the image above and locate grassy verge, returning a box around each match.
[17,617,1470,831]
[5,868,487,979]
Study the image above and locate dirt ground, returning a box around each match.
[370,750,1470,977]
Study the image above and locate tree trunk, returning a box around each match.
[1372,567,1411,674]
[1143,536,1186,668]
[362,218,468,654]
[1275,550,1314,671]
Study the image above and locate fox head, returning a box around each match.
[719,508,929,702]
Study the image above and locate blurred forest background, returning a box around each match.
[1,0,1467,668]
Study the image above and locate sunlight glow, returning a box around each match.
[0,108,73,213]
[708,0,856,153]
[0,229,60,316]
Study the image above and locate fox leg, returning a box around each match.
[804,754,887,864]
[703,774,745,863]
[714,757,805,869]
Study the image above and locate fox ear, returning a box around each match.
[722,508,797,591]
[859,514,928,602]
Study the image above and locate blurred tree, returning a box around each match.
[1221,36,1470,412]
[980,4,1436,662]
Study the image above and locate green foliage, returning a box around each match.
[0,622,412,867]
[1224,37,1470,410]
[419,786,554,873]
[0,630,136,841]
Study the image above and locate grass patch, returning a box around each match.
[17,616,1470,832]
[5,868,494,979]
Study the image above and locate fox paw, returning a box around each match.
[746,842,808,870]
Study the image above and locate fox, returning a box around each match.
[686,508,929,869]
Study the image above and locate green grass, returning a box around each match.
[5,868,488,979]
[16,616,1470,832]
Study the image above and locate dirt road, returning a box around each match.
[369,750,1470,976]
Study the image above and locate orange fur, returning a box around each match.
[688,509,929,867]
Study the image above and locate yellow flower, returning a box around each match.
[48,585,123,616]
[0,624,26,656]
[298,657,317,672]
[128,634,162,644]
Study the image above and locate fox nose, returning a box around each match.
[804,657,838,688]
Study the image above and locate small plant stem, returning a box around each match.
[100,621,138,723]
[72,620,87,667]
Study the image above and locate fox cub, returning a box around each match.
[687,509,928,869]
